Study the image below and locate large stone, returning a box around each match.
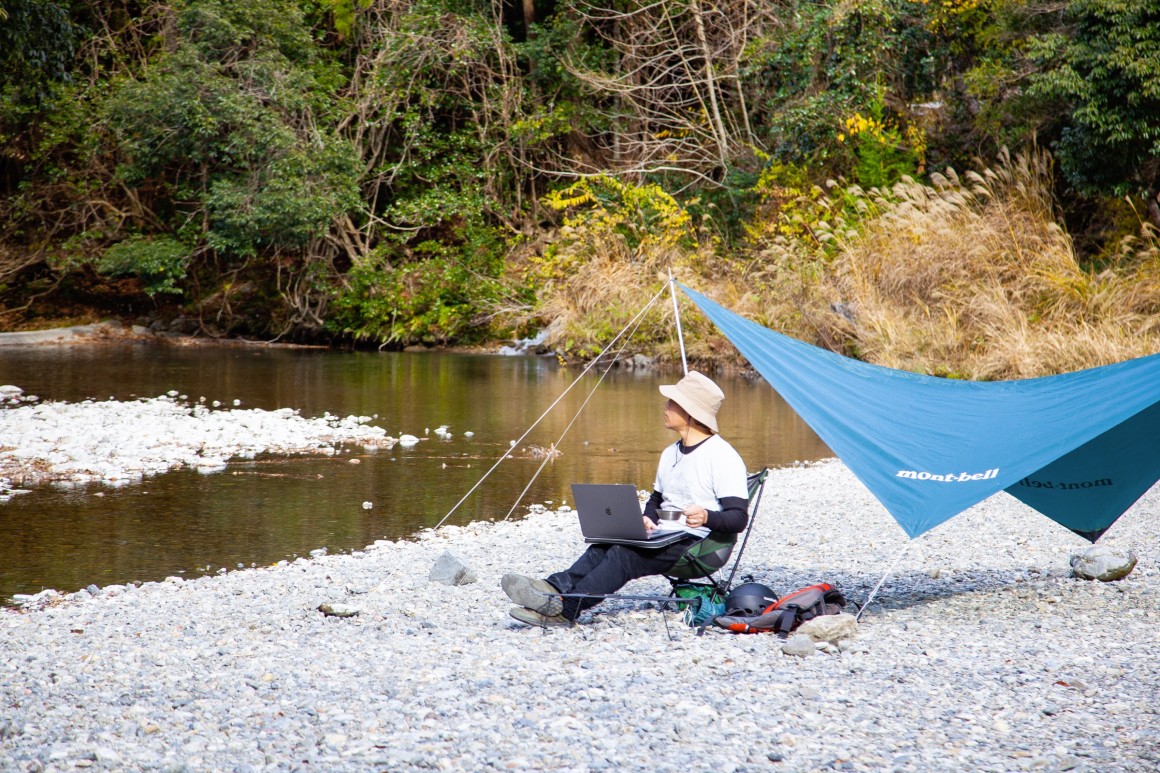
[1070,545,1137,582]
[318,603,360,618]
[796,613,858,643]
[781,634,815,657]
[429,550,478,586]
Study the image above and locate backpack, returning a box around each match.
[714,583,846,636]
[672,582,727,628]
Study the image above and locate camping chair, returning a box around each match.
[552,468,769,635]
[661,468,768,632]
[666,468,768,590]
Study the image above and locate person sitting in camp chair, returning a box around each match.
[502,371,750,627]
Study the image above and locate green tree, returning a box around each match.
[0,0,78,105]
[92,0,361,333]
[1028,0,1160,223]
[326,0,542,346]
[103,0,360,255]
[730,0,952,194]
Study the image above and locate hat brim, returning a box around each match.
[659,384,719,433]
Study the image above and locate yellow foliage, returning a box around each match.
[504,175,716,361]
[905,124,927,174]
[843,112,888,142]
[543,184,597,211]
[540,176,695,253]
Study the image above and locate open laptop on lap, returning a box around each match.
[570,483,691,547]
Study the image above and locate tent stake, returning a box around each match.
[669,269,688,375]
[855,540,913,622]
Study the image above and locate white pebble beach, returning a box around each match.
[2,397,1158,772]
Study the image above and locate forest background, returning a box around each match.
[2,0,1159,379]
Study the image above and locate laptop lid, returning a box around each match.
[571,483,657,541]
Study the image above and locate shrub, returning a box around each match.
[96,235,191,297]
[330,227,509,346]
[513,177,701,359]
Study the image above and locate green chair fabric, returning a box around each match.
[666,468,769,584]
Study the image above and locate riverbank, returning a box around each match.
[2,460,1157,772]
[0,317,604,363]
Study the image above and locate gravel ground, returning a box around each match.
[2,452,1158,773]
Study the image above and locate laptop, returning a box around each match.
[570,483,690,547]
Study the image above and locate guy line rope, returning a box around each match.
[433,282,672,529]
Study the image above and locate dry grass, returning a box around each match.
[524,231,803,369]
[514,148,1160,379]
[510,232,682,363]
[821,148,1160,379]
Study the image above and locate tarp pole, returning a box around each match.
[669,269,688,375]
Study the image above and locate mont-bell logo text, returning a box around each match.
[896,468,999,482]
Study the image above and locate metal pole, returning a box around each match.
[669,269,688,375]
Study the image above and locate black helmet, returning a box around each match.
[725,582,778,616]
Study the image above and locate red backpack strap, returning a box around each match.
[771,585,829,638]
[773,583,830,609]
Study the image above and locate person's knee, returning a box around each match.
[606,544,637,560]
[605,544,654,577]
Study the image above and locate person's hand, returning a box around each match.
[643,515,657,532]
[683,505,709,528]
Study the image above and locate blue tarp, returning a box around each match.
[680,285,1160,540]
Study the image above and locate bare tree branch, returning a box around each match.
[561,0,771,179]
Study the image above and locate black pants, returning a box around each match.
[547,538,696,620]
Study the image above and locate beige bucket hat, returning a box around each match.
[659,371,724,433]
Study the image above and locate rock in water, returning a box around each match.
[428,550,478,586]
[1070,545,1137,582]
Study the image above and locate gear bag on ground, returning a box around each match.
[714,583,846,636]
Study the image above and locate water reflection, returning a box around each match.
[0,343,830,601]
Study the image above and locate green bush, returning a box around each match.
[331,247,506,346]
[96,235,191,296]
[101,0,360,265]
[1028,0,1160,203]
[329,185,511,346]
[839,87,922,189]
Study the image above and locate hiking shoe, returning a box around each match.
[501,573,564,617]
[509,606,571,628]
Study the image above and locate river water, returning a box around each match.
[0,342,830,601]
